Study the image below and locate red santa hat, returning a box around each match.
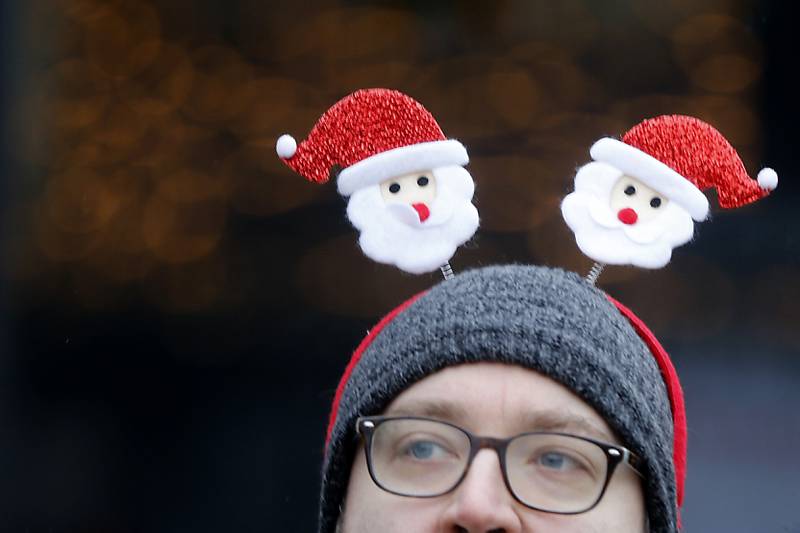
[276,89,468,197]
[590,115,778,221]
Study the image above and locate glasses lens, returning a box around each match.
[368,419,470,496]
[506,433,609,513]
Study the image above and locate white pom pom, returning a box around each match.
[757,167,778,190]
[276,134,297,159]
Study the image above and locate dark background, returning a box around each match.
[1,1,798,531]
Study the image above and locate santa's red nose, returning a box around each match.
[412,203,430,222]
[617,207,638,225]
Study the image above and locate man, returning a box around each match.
[319,265,686,533]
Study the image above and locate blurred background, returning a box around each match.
[1,0,798,531]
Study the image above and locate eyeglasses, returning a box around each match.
[356,416,642,514]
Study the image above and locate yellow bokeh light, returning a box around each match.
[181,46,256,123]
[229,77,317,139]
[157,169,230,205]
[90,101,151,158]
[142,193,226,264]
[83,2,162,81]
[122,43,195,117]
[229,142,326,217]
[486,69,541,129]
[686,95,758,147]
[43,169,121,234]
[36,210,105,263]
[691,54,761,94]
[468,156,553,233]
[275,8,420,62]
[16,0,772,316]
[50,59,111,132]
[672,13,763,93]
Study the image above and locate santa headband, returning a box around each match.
[590,115,777,221]
[276,88,468,197]
[273,90,782,533]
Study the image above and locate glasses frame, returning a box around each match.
[356,415,643,515]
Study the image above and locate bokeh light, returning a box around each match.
[6,0,779,331]
[3,2,796,533]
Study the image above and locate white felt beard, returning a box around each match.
[345,166,480,274]
[561,162,695,269]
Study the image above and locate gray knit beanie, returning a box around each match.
[319,264,684,533]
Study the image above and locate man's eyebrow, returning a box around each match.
[384,400,616,443]
[517,410,616,443]
[384,398,470,424]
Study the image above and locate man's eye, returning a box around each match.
[417,176,429,187]
[650,197,662,208]
[537,451,579,471]
[403,440,445,460]
[388,183,401,194]
[624,185,636,196]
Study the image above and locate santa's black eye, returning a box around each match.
[650,197,662,208]
[417,176,429,187]
[388,183,401,194]
[624,185,636,196]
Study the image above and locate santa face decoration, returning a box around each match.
[609,175,668,225]
[562,163,695,269]
[347,165,478,274]
[277,89,479,275]
[562,115,777,270]
[380,171,437,223]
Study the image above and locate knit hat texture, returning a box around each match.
[320,264,678,533]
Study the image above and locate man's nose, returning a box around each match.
[440,449,522,533]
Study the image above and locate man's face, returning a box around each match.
[340,362,646,533]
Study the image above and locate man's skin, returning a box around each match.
[340,362,647,533]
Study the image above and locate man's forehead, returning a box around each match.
[380,362,618,443]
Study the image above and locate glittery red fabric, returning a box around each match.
[622,115,770,209]
[281,89,446,185]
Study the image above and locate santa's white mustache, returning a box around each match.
[385,198,453,228]
[588,201,668,244]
